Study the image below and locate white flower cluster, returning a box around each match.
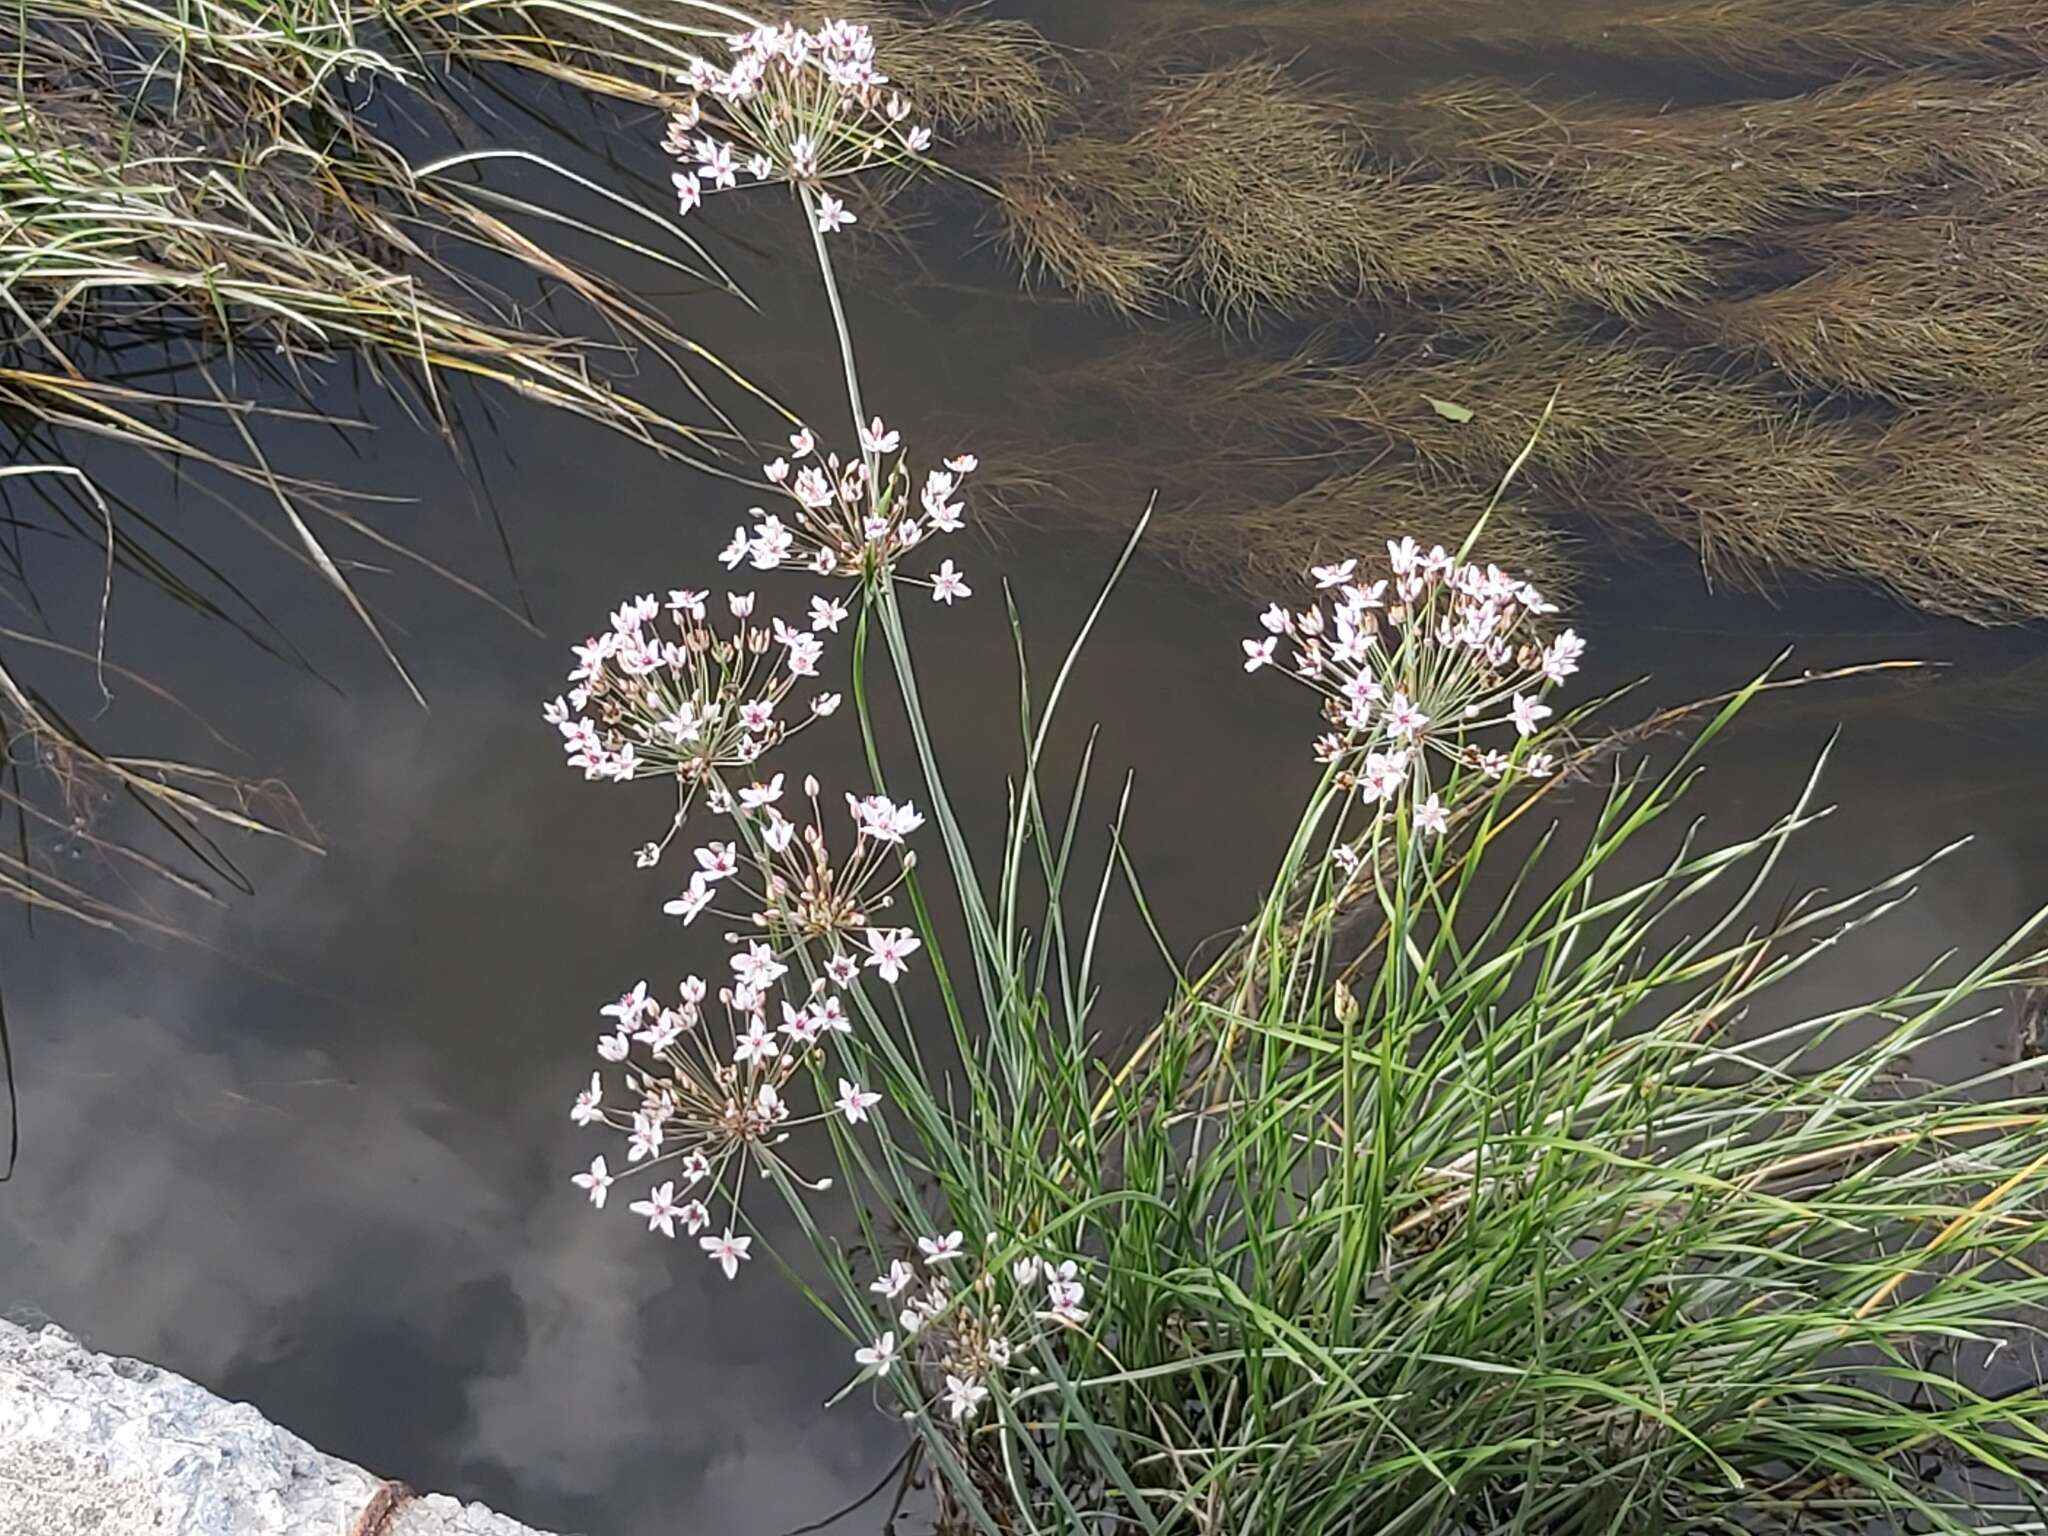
[567,896,909,1279]
[544,590,841,794]
[855,1236,1095,1425]
[1246,537,1585,831]
[551,578,936,1275]
[724,418,976,596]
[664,20,932,234]
[660,771,922,946]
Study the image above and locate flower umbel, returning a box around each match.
[727,421,978,592]
[1246,540,1582,831]
[545,592,837,806]
[662,22,934,230]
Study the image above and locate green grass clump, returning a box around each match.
[850,613,2048,1532]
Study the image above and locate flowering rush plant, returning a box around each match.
[662,19,932,237]
[543,15,2048,1535]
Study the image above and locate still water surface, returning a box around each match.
[3,13,2047,1534]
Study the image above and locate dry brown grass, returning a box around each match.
[1106,0,2048,76]
[1030,313,2048,624]
[971,325,1574,598]
[975,63,2048,326]
[1701,195,2048,402]
[976,61,1738,319]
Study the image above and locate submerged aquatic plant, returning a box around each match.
[1107,0,2048,77]
[1704,193,2048,402]
[549,25,2048,1532]
[933,32,2048,628]
[970,62,2048,323]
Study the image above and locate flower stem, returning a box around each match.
[799,183,872,478]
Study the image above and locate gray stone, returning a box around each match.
[0,1319,556,1536]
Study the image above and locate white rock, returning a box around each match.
[0,1318,557,1536]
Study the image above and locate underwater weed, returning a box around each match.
[1030,314,2048,624]
[1388,72,2048,202]
[1120,0,2048,77]
[974,62,2048,324]
[975,59,1718,318]
[1600,401,2048,623]
[1703,194,2048,402]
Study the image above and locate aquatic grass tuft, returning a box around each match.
[1703,194,2048,402]
[973,60,2048,323]
[944,42,2048,626]
[1110,0,2048,78]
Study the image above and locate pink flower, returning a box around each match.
[855,1332,899,1376]
[571,1155,614,1208]
[731,940,787,990]
[570,1072,604,1126]
[859,416,900,455]
[627,1113,664,1163]
[629,1180,684,1237]
[836,1079,882,1123]
[696,137,737,189]
[1357,750,1409,805]
[1414,793,1448,836]
[732,1021,779,1066]
[1043,1278,1088,1324]
[871,1259,915,1298]
[931,560,971,604]
[918,1230,965,1265]
[1542,629,1586,682]
[943,1374,988,1421]
[863,927,921,985]
[1310,559,1357,589]
[1242,637,1278,672]
[1509,694,1552,737]
[815,193,856,234]
[663,877,714,926]
[739,774,784,811]
[701,1228,752,1279]
[1383,692,1430,741]
[601,982,651,1024]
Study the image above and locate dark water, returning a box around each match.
[5,16,2048,1536]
